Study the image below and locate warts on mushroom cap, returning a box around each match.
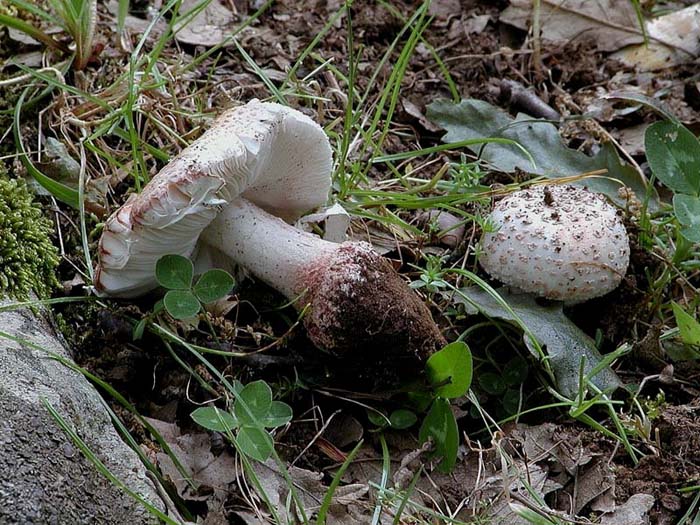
[479,185,630,302]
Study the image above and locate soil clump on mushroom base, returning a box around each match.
[301,242,445,369]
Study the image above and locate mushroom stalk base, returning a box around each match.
[202,198,445,361]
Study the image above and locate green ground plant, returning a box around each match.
[191,380,293,462]
[1,0,96,69]
[0,166,59,299]
[645,119,700,243]
[155,254,235,320]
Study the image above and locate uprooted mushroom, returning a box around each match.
[96,100,444,361]
[478,184,630,303]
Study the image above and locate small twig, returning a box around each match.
[499,79,560,121]
[290,409,341,467]
[531,0,542,78]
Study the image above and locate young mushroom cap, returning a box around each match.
[479,185,630,302]
[95,101,444,362]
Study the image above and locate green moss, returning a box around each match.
[0,167,59,298]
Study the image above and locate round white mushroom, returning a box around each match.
[479,185,630,302]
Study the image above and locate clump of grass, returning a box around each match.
[0,164,59,298]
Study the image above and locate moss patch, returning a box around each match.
[0,165,59,298]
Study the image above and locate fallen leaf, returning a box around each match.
[426,98,653,207]
[571,458,615,513]
[251,459,328,525]
[105,0,167,44]
[454,287,623,398]
[612,5,700,70]
[500,0,643,52]
[463,14,491,35]
[323,413,364,448]
[7,27,41,46]
[2,51,44,68]
[600,493,655,524]
[482,461,559,524]
[401,98,442,132]
[511,423,593,475]
[174,0,235,47]
[37,137,81,183]
[146,418,236,507]
[614,123,649,157]
[428,0,460,19]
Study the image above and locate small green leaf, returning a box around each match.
[194,269,235,303]
[235,380,273,424]
[503,357,529,386]
[673,194,700,243]
[259,401,293,428]
[156,254,193,290]
[672,302,700,347]
[478,372,506,395]
[132,317,147,340]
[645,121,700,195]
[389,409,417,429]
[425,341,473,399]
[406,391,433,413]
[236,426,274,462]
[418,398,459,472]
[163,290,200,319]
[191,406,238,433]
[367,410,390,428]
[502,388,522,414]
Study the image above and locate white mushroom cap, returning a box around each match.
[95,100,332,297]
[479,185,630,302]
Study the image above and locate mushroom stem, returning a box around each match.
[201,197,336,300]
[201,198,445,359]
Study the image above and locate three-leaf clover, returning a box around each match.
[190,380,293,462]
[156,254,235,319]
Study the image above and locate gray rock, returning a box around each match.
[0,298,165,524]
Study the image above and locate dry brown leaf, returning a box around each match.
[250,459,325,524]
[146,418,236,506]
[572,458,615,513]
[174,0,235,47]
[614,123,648,157]
[600,493,655,524]
[428,0,461,19]
[463,14,491,35]
[611,5,700,70]
[500,0,644,52]
[7,27,41,46]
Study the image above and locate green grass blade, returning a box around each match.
[13,88,80,208]
[371,434,391,525]
[232,38,286,104]
[0,12,68,52]
[317,440,364,525]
